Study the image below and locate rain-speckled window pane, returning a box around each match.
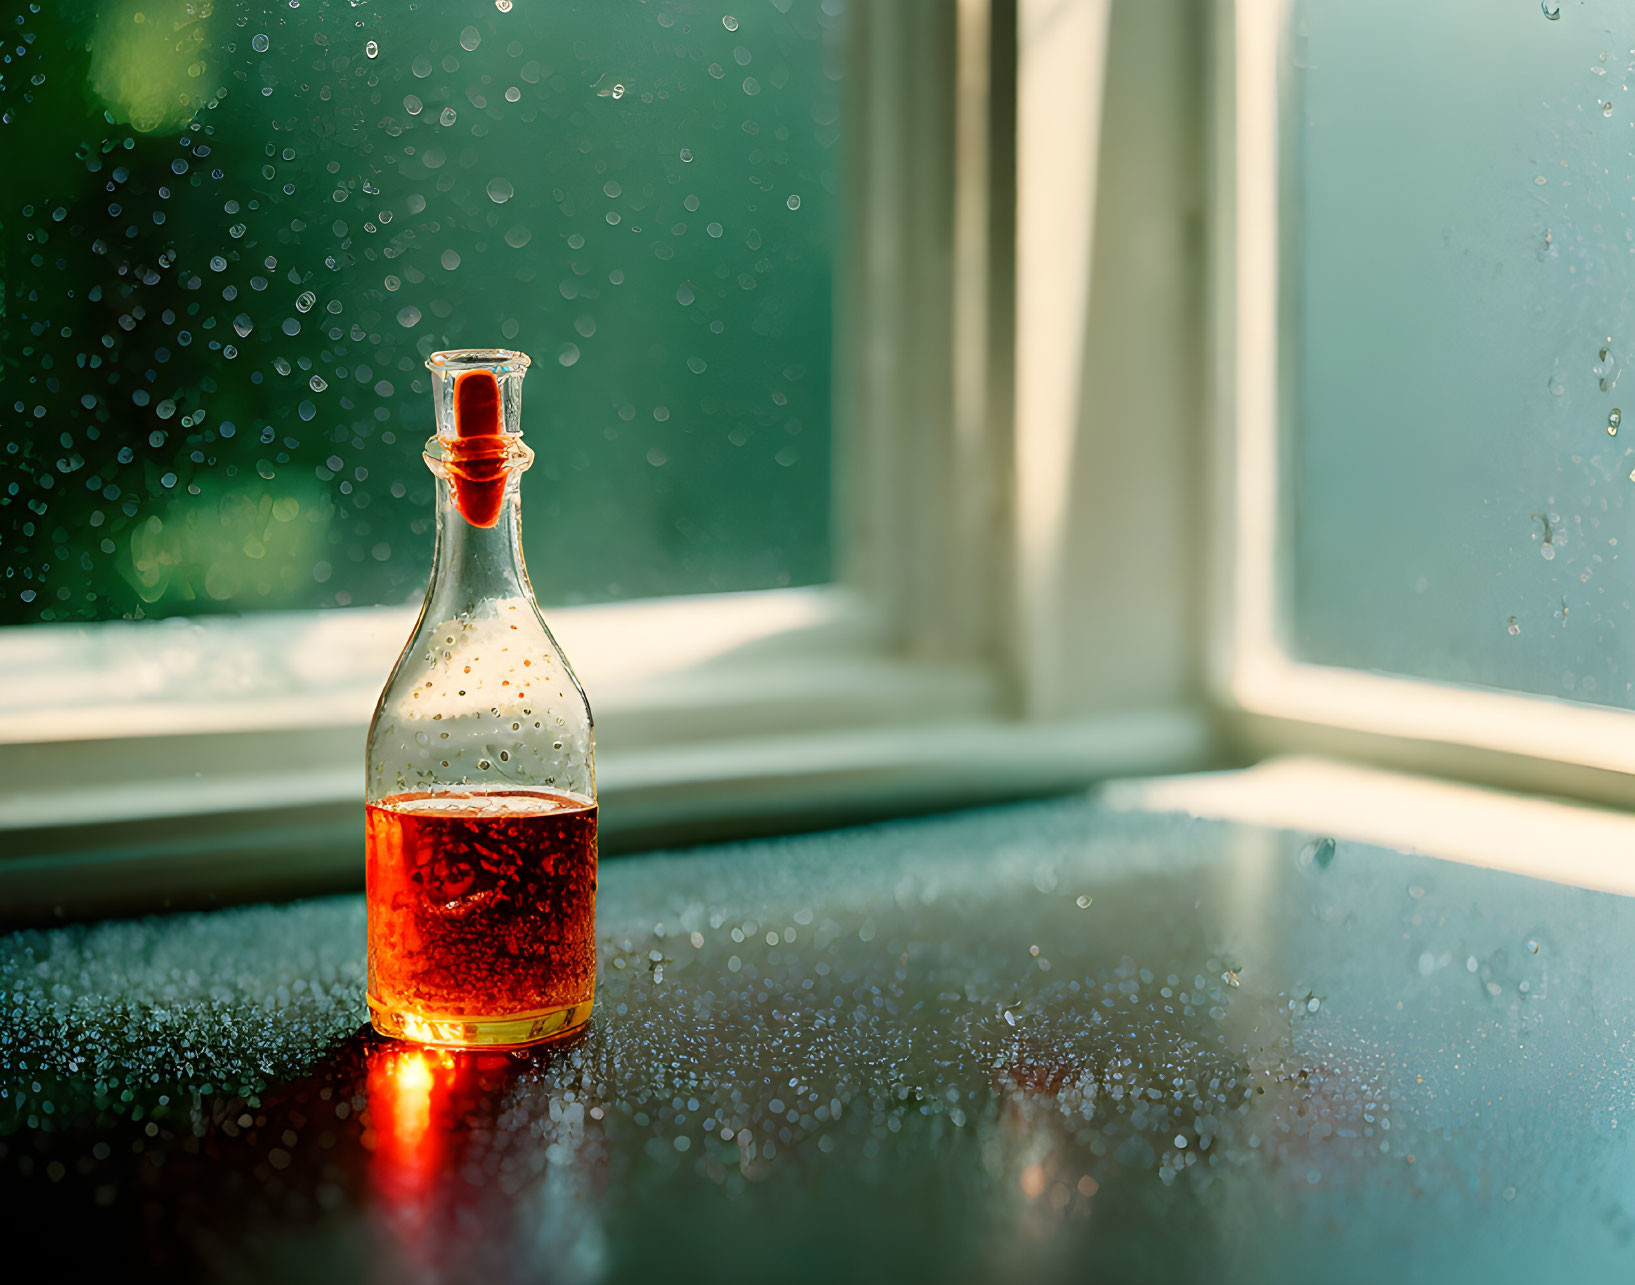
[2,0,839,623]
[1287,0,1635,705]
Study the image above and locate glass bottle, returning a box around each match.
[365,348,597,1049]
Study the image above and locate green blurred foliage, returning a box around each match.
[1,0,840,623]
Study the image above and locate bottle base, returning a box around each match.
[368,995,593,1049]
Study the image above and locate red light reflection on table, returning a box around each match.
[365,1043,518,1272]
[362,1036,607,1280]
[367,1046,449,1205]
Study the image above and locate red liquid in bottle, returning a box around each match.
[366,789,597,1045]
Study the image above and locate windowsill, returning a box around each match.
[0,587,1215,920]
[1107,754,1635,899]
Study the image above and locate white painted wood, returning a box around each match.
[1013,0,1112,716]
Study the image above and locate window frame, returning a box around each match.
[1212,0,1635,810]
[1,0,1217,920]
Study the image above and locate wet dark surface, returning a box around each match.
[5,795,1635,1283]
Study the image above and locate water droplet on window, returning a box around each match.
[723,14,739,30]
[440,107,458,127]
[366,40,379,59]
[460,26,482,51]
[251,33,270,52]
[487,177,515,204]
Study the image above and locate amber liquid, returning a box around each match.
[366,789,597,1047]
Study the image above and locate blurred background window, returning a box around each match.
[1286,0,1635,706]
[2,0,841,624]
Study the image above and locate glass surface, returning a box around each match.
[4,794,1632,1282]
[2,0,839,625]
[1288,0,1635,703]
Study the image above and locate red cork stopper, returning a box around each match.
[455,369,501,440]
[448,370,508,528]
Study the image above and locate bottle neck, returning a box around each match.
[425,476,536,614]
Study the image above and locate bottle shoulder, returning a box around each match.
[367,596,594,803]
[377,598,590,723]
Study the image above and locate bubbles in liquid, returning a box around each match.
[460,26,482,51]
[723,14,739,30]
[366,40,379,59]
[1507,616,1521,636]
[397,305,422,328]
[440,107,457,126]
[251,33,270,52]
[1541,1,1560,17]
[487,177,515,204]
[1548,373,1565,396]
[496,0,514,10]
[1609,409,1622,434]
[787,194,802,211]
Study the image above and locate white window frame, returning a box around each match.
[0,0,1214,918]
[1213,0,1635,810]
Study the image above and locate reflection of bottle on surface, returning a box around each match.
[363,1042,609,1283]
[366,349,597,1049]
